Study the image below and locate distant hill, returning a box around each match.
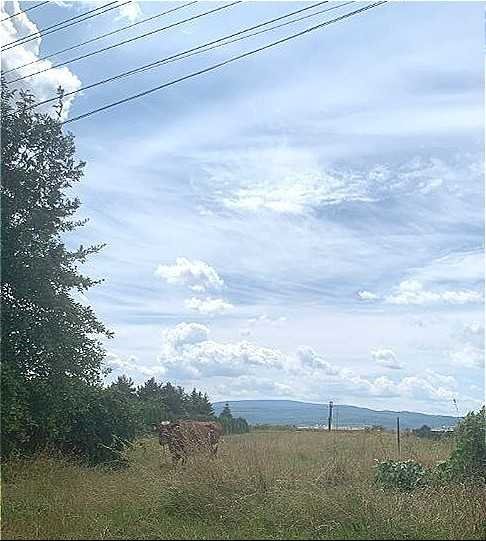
[213,400,459,430]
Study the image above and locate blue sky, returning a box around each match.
[2,0,484,415]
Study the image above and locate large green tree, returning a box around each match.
[1,84,111,455]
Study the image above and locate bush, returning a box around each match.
[375,459,428,491]
[435,407,486,483]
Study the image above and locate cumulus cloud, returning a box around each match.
[357,290,379,301]
[158,322,286,378]
[1,0,81,119]
[297,346,340,375]
[336,369,457,402]
[185,296,234,316]
[449,322,484,368]
[162,322,209,352]
[293,347,454,402]
[371,348,402,369]
[385,279,482,305]
[155,257,224,292]
[212,375,294,399]
[449,345,483,369]
[105,351,164,379]
[116,1,142,22]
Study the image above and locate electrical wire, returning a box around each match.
[34,1,354,109]
[3,1,129,50]
[6,1,242,83]
[1,0,49,22]
[62,2,387,125]
[3,1,198,75]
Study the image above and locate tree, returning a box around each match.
[160,382,187,420]
[187,388,215,420]
[110,375,137,397]
[137,377,168,429]
[218,403,249,434]
[1,83,112,457]
[220,403,233,420]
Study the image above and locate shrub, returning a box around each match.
[375,459,428,491]
[435,407,486,483]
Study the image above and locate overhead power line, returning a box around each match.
[33,1,358,109]
[1,1,49,22]
[63,1,387,125]
[3,1,130,51]
[7,1,242,84]
[3,1,198,75]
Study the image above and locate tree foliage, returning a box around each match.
[1,83,113,457]
[436,407,486,483]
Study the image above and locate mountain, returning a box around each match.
[213,400,459,430]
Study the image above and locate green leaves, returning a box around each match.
[1,81,112,459]
[374,459,428,491]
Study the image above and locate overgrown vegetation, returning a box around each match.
[375,407,486,491]
[3,431,485,540]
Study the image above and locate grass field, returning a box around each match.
[2,430,485,540]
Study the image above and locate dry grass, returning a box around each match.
[2,430,485,539]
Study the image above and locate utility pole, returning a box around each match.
[328,400,334,431]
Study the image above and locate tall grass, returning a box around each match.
[2,430,485,539]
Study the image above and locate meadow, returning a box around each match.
[2,430,485,540]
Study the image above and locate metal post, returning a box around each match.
[396,416,401,457]
[328,401,333,431]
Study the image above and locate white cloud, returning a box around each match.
[209,148,375,215]
[449,322,484,368]
[185,296,234,316]
[200,151,481,217]
[385,279,482,305]
[449,345,483,369]
[105,351,164,379]
[155,257,224,292]
[357,290,379,301]
[1,0,81,119]
[116,1,142,22]
[158,322,286,378]
[337,369,457,402]
[212,375,294,399]
[162,322,209,352]
[74,1,142,21]
[297,346,340,375]
[371,348,402,370]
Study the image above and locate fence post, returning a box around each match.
[396,416,401,457]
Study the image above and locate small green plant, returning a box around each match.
[374,459,428,491]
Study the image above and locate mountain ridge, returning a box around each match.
[213,399,459,430]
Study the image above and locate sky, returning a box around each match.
[1,0,484,416]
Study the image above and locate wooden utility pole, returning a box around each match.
[328,401,334,431]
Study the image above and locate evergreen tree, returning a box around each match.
[220,402,233,420]
[137,377,168,428]
[109,375,136,397]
